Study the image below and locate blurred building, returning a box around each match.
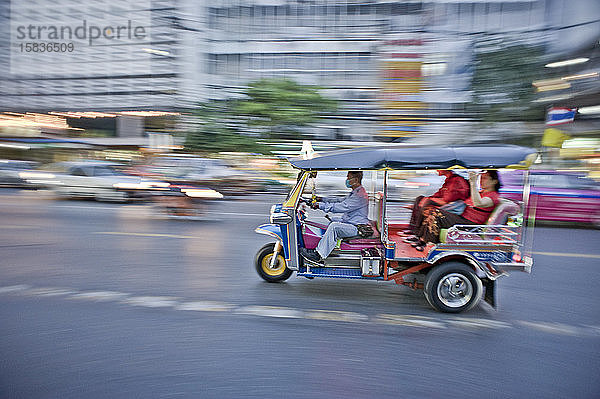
[199,0,600,140]
[0,0,599,141]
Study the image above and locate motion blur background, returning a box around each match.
[0,0,599,181]
[2,2,600,398]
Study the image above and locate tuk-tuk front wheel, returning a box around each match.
[255,242,293,283]
[424,262,483,313]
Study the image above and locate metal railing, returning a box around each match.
[444,224,520,246]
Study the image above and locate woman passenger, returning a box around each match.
[405,170,470,235]
[411,170,502,251]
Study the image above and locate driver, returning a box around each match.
[300,171,369,264]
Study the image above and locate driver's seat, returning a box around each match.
[341,192,383,244]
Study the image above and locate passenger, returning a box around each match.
[405,170,470,235]
[300,171,369,264]
[411,170,502,251]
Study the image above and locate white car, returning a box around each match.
[0,159,39,187]
[22,160,170,202]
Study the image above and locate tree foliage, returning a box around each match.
[184,79,338,152]
[235,78,338,138]
[469,44,546,122]
[184,101,270,154]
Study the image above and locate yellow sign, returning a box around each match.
[542,128,570,148]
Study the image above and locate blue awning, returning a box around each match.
[289,145,537,171]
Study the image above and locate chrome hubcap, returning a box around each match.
[437,273,473,308]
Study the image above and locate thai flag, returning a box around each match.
[546,107,577,125]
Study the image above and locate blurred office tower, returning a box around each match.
[200,0,599,140]
[0,0,182,138]
[0,0,598,141]
[1,0,183,111]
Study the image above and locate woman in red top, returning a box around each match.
[406,170,470,234]
[411,170,502,251]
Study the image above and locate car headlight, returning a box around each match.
[180,188,224,199]
[19,172,55,179]
[113,183,142,190]
[140,181,170,189]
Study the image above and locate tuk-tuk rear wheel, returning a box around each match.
[424,262,483,313]
[255,242,293,283]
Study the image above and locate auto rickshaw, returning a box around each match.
[254,145,537,313]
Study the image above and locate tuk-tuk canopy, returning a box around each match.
[289,145,537,171]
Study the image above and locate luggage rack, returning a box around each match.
[445,225,520,245]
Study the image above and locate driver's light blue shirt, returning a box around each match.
[319,186,369,225]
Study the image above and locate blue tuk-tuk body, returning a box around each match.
[255,145,537,313]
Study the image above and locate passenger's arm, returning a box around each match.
[468,172,494,208]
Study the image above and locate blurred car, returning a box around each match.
[130,155,264,196]
[0,159,39,188]
[500,170,600,227]
[22,160,170,202]
[388,173,446,202]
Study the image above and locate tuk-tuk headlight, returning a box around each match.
[270,212,292,225]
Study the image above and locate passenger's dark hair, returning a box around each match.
[486,170,502,191]
[348,170,363,182]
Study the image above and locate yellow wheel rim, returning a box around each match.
[261,253,286,276]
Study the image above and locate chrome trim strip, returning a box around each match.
[493,262,532,273]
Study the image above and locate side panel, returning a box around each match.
[426,247,498,280]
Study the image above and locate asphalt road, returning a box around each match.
[1,189,599,398]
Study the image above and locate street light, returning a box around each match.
[544,58,589,68]
[578,105,600,115]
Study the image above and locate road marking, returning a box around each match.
[1,284,598,337]
[122,296,180,308]
[0,285,31,294]
[93,232,198,239]
[176,301,236,312]
[304,309,368,323]
[235,305,304,318]
[532,251,600,259]
[70,291,130,302]
[517,321,580,336]
[446,317,512,330]
[375,314,447,329]
[24,288,78,297]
